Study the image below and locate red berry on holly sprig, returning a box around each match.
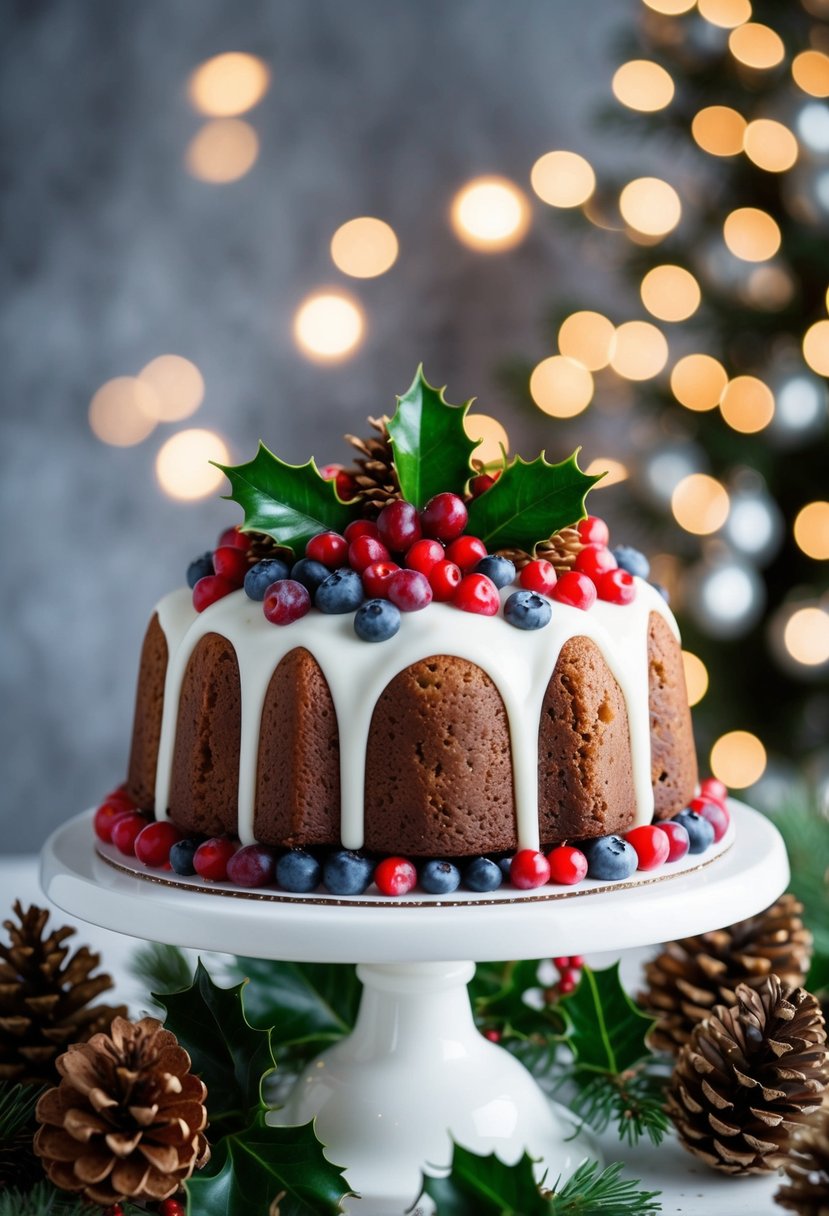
[420,492,468,542]
[429,559,462,601]
[193,837,237,881]
[551,571,596,612]
[135,820,183,868]
[111,811,150,857]
[558,968,579,995]
[306,530,348,569]
[405,538,445,576]
[520,559,557,595]
[469,471,500,498]
[377,500,422,552]
[482,1027,502,1043]
[577,516,610,546]
[445,534,487,573]
[158,1199,186,1216]
[509,849,551,889]
[362,560,400,598]
[453,572,500,616]
[212,545,249,586]
[574,544,617,582]
[595,568,636,605]
[192,574,237,613]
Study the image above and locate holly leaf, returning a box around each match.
[387,366,480,507]
[465,451,602,554]
[186,1113,350,1216]
[557,964,656,1077]
[420,1144,550,1216]
[228,957,361,1054]
[214,445,361,552]
[154,960,276,1137]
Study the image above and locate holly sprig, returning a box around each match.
[387,365,480,507]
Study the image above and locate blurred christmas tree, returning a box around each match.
[507,0,829,796]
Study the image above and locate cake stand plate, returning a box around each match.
[41,803,788,1215]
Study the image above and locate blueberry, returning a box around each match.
[169,838,199,875]
[290,557,331,595]
[187,553,214,589]
[650,582,670,603]
[244,558,290,601]
[586,835,638,881]
[420,859,461,895]
[276,849,321,893]
[463,856,503,893]
[503,590,552,631]
[498,856,513,881]
[612,545,650,580]
[323,850,375,895]
[672,809,715,854]
[316,569,365,614]
[354,599,401,643]
[475,555,516,589]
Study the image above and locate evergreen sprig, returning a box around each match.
[0,1180,104,1216]
[567,1066,671,1148]
[0,1080,42,1144]
[127,940,194,1011]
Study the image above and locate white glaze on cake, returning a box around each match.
[153,581,677,850]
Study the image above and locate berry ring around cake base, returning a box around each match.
[41,803,788,1216]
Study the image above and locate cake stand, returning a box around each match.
[41,802,789,1216]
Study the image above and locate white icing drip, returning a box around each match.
[151,581,678,849]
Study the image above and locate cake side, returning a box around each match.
[126,612,167,813]
[648,611,698,819]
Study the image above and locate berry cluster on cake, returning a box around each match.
[93,368,732,898]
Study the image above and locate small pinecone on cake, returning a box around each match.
[497,525,584,572]
[776,1104,829,1216]
[641,895,813,1054]
[344,415,399,516]
[667,976,828,1175]
[0,902,127,1086]
[246,532,295,566]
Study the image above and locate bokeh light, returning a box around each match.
[728,23,785,70]
[803,319,829,375]
[619,177,681,237]
[643,0,695,12]
[156,429,229,500]
[330,217,399,278]
[611,60,675,112]
[794,501,829,559]
[794,101,829,154]
[185,119,259,183]
[463,413,509,465]
[530,151,596,208]
[609,320,669,380]
[450,176,531,251]
[784,607,829,666]
[697,0,752,28]
[682,650,709,706]
[719,375,775,433]
[671,473,730,534]
[293,291,365,362]
[89,377,159,447]
[710,730,767,788]
[557,311,615,370]
[584,457,628,487]
[743,119,798,173]
[138,355,205,422]
[670,353,728,412]
[640,265,701,322]
[692,106,746,157]
[792,49,829,98]
[188,53,270,116]
[742,264,795,310]
[529,356,594,417]
[723,207,781,261]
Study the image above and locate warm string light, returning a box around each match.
[784,606,829,666]
[723,207,781,261]
[463,414,509,465]
[697,0,752,30]
[609,320,668,380]
[619,177,681,237]
[330,217,399,278]
[88,378,159,447]
[728,23,785,70]
[138,356,205,422]
[794,501,829,559]
[185,119,259,183]
[642,0,694,13]
[529,356,594,417]
[584,457,628,487]
[670,353,728,412]
[640,265,701,322]
[710,730,767,788]
[155,429,229,501]
[530,151,595,208]
[611,60,675,112]
[188,53,270,117]
[681,650,709,706]
[293,291,365,362]
[803,319,829,375]
[719,375,775,433]
[671,473,730,535]
[692,106,746,157]
[792,49,829,98]
[743,119,798,173]
[557,311,615,370]
[450,176,531,251]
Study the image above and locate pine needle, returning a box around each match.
[128,941,194,1009]
[546,1159,662,1214]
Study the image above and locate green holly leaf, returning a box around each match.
[228,958,361,1054]
[557,964,656,1077]
[186,1113,350,1216]
[154,960,276,1137]
[214,445,360,552]
[465,451,602,554]
[387,366,480,507]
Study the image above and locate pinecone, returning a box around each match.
[496,525,584,571]
[0,902,127,1086]
[246,531,295,567]
[344,416,399,517]
[641,895,813,1054]
[667,977,828,1175]
[34,1015,209,1203]
[776,1104,829,1216]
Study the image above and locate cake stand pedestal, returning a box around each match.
[41,803,788,1216]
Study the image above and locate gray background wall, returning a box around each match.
[1,0,641,852]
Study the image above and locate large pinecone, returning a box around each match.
[776,1103,829,1216]
[641,895,813,1054]
[0,902,127,1086]
[496,525,584,571]
[667,977,828,1175]
[34,1015,209,1203]
[344,416,399,517]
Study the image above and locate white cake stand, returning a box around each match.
[41,802,788,1216]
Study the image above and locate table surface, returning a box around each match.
[2,854,783,1215]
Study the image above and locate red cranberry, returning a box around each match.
[348,534,390,573]
[429,559,463,601]
[374,857,418,896]
[227,844,277,887]
[362,560,400,598]
[193,837,237,881]
[102,783,131,804]
[577,516,610,546]
[93,802,132,843]
[336,470,357,501]
[306,531,348,568]
[547,845,588,886]
[469,473,497,498]
[420,492,468,542]
[217,526,250,551]
[111,811,149,857]
[551,571,597,611]
[690,796,730,842]
[135,821,183,867]
[656,820,690,862]
[212,545,249,586]
[700,776,728,808]
[520,559,557,595]
[625,825,670,871]
[345,519,380,544]
[445,535,488,573]
[405,538,445,575]
[387,569,433,612]
[377,500,422,552]
[192,574,237,613]
[263,579,311,625]
[595,568,636,605]
[158,1201,186,1216]
[453,573,500,616]
[510,849,552,889]
[574,544,617,581]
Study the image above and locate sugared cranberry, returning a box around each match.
[625,825,670,871]
[135,821,183,868]
[306,531,348,569]
[547,845,588,886]
[212,545,249,586]
[193,574,237,613]
[445,535,488,573]
[227,844,277,888]
[362,560,400,598]
[453,573,500,616]
[193,837,237,881]
[469,473,497,498]
[348,534,391,573]
[551,571,597,611]
[595,568,636,605]
[421,492,468,542]
[263,579,311,625]
[577,516,610,546]
[94,801,133,843]
[111,812,149,857]
[387,569,433,612]
[345,519,380,544]
[510,849,552,889]
[374,857,418,897]
[520,559,557,595]
[217,526,250,551]
[690,796,730,842]
[656,820,690,862]
[574,544,617,581]
[377,500,422,552]
[429,559,463,602]
[700,776,729,808]
[405,538,445,576]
